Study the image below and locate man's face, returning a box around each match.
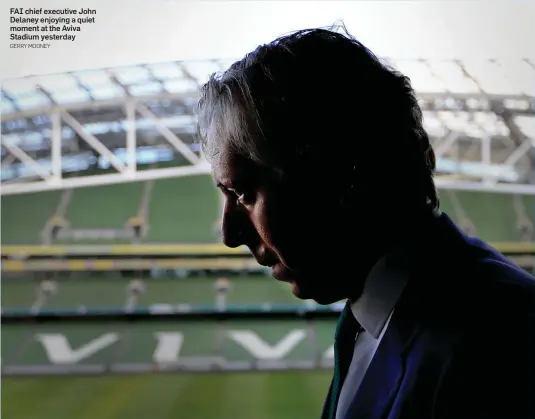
[212,149,366,304]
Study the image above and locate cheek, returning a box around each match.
[256,196,320,266]
[251,186,344,270]
[251,195,286,248]
[250,192,300,258]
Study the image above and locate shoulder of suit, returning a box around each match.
[413,248,535,330]
[476,258,535,312]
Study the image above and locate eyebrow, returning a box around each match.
[219,176,256,196]
[214,163,258,190]
[215,179,237,191]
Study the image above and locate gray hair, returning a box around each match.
[196,69,282,176]
[196,24,438,211]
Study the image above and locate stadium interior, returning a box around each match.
[1,57,535,418]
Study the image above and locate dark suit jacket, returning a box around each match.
[329,213,535,419]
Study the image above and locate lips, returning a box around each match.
[255,255,279,268]
[271,262,289,282]
[257,260,276,268]
[254,253,291,282]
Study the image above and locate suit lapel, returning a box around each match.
[343,282,425,419]
[338,213,478,419]
[343,322,405,419]
[342,244,439,419]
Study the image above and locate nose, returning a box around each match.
[221,206,250,249]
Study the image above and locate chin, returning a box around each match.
[290,281,341,305]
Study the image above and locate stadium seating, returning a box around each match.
[2,180,532,245]
[523,194,535,224]
[146,175,219,242]
[1,191,62,244]
[439,191,534,242]
[66,183,142,229]
[1,275,297,311]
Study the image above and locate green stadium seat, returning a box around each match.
[146,175,219,243]
[1,191,61,244]
[66,183,142,229]
[522,195,535,238]
[0,275,297,310]
[439,190,524,242]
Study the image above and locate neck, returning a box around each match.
[344,207,440,302]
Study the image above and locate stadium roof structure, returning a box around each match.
[1,57,535,195]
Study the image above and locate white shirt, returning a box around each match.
[336,251,409,419]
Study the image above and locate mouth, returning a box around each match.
[256,256,278,268]
[256,257,292,283]
[271,262,291,282]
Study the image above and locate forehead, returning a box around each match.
[212,149,252,185]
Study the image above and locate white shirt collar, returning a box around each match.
[350,249,410,339]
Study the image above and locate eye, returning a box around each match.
[235,189,255,206]
[217,182,256,207]
[235,191,248,203]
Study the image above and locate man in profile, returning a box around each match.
[196,24,535,419]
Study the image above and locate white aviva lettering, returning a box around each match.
[227,329,307,360]
[153,332,184,363]
[36,333,119,364]
[34,329,328,364]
